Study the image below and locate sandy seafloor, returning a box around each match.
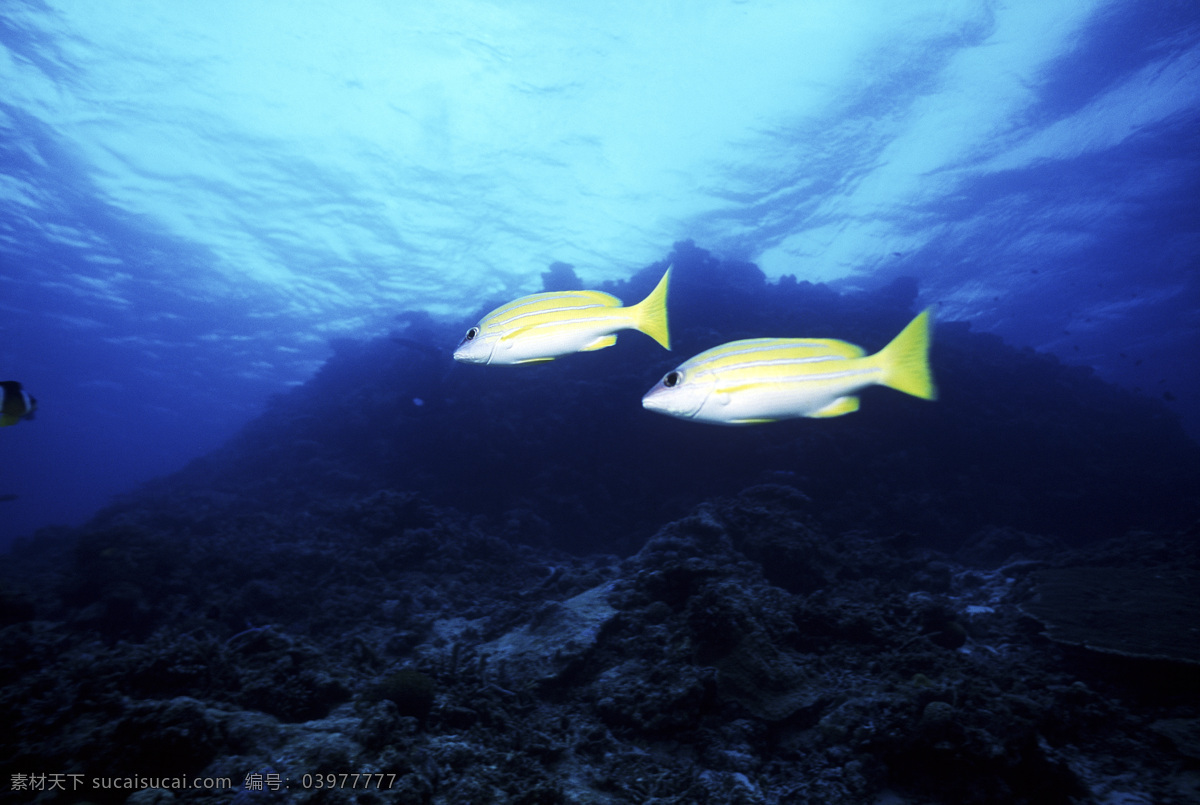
[3,246,1199,805]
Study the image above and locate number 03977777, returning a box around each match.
[300,773,397,789]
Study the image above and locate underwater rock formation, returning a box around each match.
[146,241,1200,557]
[2,245,1199,804]
[6,482,1197,803]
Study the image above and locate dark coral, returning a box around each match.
[367,669,437,724]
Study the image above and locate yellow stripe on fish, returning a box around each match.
[642,308,936,425]
[454,266,671,365]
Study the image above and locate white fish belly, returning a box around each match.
[700,369,878,423]
[493,320,621,362]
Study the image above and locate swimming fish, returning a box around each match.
[1,381,37,427]
[642,308,936,425]
[454,267,671,365]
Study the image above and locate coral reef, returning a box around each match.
[3,482,1198,803]
[2,245,1199,804]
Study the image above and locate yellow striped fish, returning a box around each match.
[642,308,936,425]
[454,267,671,365]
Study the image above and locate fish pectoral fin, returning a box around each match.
[514,357,555,364]
[580,334,618,352]
[728,417,777,425]
[499,326,534,342]
[811,396,860,418]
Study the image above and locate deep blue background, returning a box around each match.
[1,0,1198,545]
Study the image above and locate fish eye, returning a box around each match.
[464,327,479,341]
[663,371,682,388]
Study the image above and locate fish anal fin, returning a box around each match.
[812,396,860,418]
[580,334,618,352]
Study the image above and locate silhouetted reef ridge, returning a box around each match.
[148,240,1200,554]
[3,243,1199,804]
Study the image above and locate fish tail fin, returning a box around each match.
[875,307,937,401]
[630,265,672,350]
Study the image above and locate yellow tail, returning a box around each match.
[630,265,672,350]
[875,307,937,401]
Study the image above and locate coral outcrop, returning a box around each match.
[3,245,1198,804]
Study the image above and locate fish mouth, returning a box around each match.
[452,335,496,365]
[640,388,669,414]
[641,380,705,419]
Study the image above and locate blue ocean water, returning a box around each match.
[1,0,1198,545]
